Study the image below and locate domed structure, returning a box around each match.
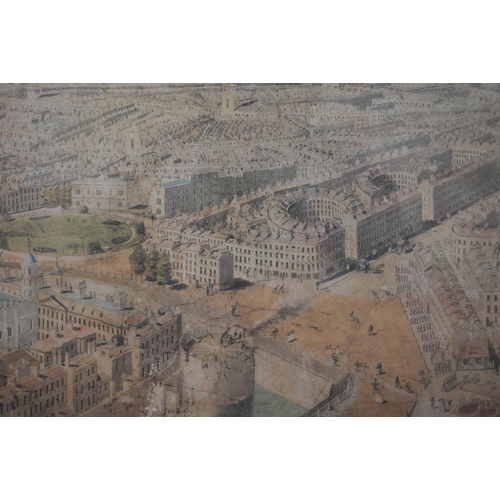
[53,263,64,276]
[22,250,37,265]
[50,258,64,293]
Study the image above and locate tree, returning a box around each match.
[145,249,159,281]
[129,245,146,275]
[135,221,145,236]
[88,241,103,254]
[40,185,71,208]
[157,254,172,284]
[79,205,89,214]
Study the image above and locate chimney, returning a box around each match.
[118,291,128,310]
[78,281,87,299]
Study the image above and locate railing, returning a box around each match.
[303,388,350,417]
[262,334,417,400]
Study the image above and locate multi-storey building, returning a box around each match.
[150,166,297,218]
[130,312,182,380]
[343,190,423,261]
[71,175,143,211]
[0,349,68,417]
[419,156,500,221]
[0,251,39,350]
[148,188,346,283]
[144,238,234,290]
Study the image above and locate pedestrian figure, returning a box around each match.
[395,376,401,389]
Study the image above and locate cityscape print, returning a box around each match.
[1,83,500,417]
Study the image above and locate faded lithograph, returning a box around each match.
[0,83,499,417]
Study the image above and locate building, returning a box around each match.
[455,343,494,372]
[148,187,346,283]
[0,251,39,350]
[450,205,500,328]
[144,238,235,290]
[419,156,500,221]
[0,349,68,417]
[71,175,143,211]
[343,190,422,261]
[130,311,182,380]
[150,166,297,218]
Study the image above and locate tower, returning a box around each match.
[51,257,64,294]
[14,243,40,347]
[221,84,238,118]
[21,241,39,302]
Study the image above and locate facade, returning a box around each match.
[0,251,39,350]
[150,166,297,218]
[455,344,494,371]
[71,175,143,211]
[144,238,235,290]
[343,191,423,261]
[149,188,346,283]
[449,206,500,328]
[0,307,183,416]
[420,157,500,221]
[0,349,68,417]
[131,312,182,380]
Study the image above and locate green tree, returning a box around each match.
[40,185,72,207]
[157,254,172,284]
[135,221,145,236]
[129,245,147,275]
[88,241,103,254]
[145,249,159,281]
[60,185,72,208]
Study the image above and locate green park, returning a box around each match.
[0,215,134,255]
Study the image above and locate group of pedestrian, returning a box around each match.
[421,331,436,341]
[396,264,412,273]
[423,340,441,352]
[410,314,429,325]
[435,360,451,375]
[416,322,432,333]
[442,373,458,392]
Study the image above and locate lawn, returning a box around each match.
[0,215,132,255]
